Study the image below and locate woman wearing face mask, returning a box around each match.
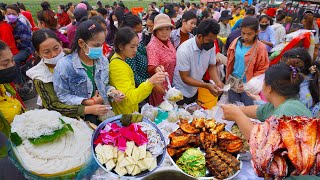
[53,20,125,124]
[142,11,159,46]
[258,15,276,53]
[106,7,125,45]
[5,4,34,85]
[226,16,269,106]
[37,4,69,48]
[170,10,197,49]
[109,27,168,115]
[90,16,112,57]
[0,41,25,157]
[119,13,149,87]
[147,14,177,106]
[0,41,25,125]
[56,5,71,27]
[27,28,110,118]
[0,10,19,57]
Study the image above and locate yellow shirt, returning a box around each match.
[0,84,23,123]
[230,14,243,27]
[109,53,154,115]
[240,9,245,16]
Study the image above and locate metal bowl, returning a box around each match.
[91,115,166,178]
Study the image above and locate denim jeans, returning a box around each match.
[13,50,31,84]
[228,89,254,106]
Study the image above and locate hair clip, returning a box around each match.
[88,24,96,30]
[289,65,297,78]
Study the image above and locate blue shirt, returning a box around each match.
[258,26,276,52]
[53,52,114,105]
[232,41,251,82]
[10,19,34,54]
[231,18,243,31]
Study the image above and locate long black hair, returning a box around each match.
[108,27,137,60]
[281,48,320,105]
[32,28,60,52]
[120,12,142,28]
[175,10,197,29]
[265,62,304,99]
[71,20,105,52]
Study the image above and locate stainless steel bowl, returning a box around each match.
[91,115,166,178]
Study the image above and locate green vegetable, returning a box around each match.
[176,148,206,177]
[29,118,74,145]
[10,132,22,146]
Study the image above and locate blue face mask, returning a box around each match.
[85,43,103,60]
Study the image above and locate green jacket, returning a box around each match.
[34,79,85,117]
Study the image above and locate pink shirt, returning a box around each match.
[147,36,176,106]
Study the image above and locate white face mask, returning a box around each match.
[114,21,118,29]
[43,51,65,65]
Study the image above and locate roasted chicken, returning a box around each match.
[218,131,244,154]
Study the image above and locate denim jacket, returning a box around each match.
[53,52,114,105]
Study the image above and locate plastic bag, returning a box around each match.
[141,103,158,121]
[244,74,265,95]
[165,87,183,102]
[192,110,206,119]
[167,111,178,123]
[176,108,192,121]
[159,100,174,111]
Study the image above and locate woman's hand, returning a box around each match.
[149,72,168,85]
[246,91,261,101]
[221,104,246,122]
[92,90,104,104]
[110,89,126,103]
[155,65,165,73]
[85,104,111,116]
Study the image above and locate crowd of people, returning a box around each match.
[0,0,320,178]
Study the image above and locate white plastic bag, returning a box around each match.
[165,87,183,102]
[192,110,206,119]
[141,103,158,121]
[244,74,265,95]
[176,108,192,121]
[167,111,178,123]
[159,100,174,111]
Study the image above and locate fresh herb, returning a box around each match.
[10,132,22,146]
[29,118,74,145]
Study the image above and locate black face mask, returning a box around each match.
[0,66,18,84]
[260,24,269,30]
[201,41,214,51]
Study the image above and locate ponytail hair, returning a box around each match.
[175,10,197,29]
[37,2,57,30]
[265,62,303,99]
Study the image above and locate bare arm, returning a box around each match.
[239,105,259,119]
[208,64,223,86]
[180,70,209,89]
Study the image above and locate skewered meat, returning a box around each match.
[180,123,200,134]
[205,147,240,179]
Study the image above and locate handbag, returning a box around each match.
[227,41,258,93]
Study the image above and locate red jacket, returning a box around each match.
[21,10,36,28]
[0,22,19,55]
[57,12,71,27]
